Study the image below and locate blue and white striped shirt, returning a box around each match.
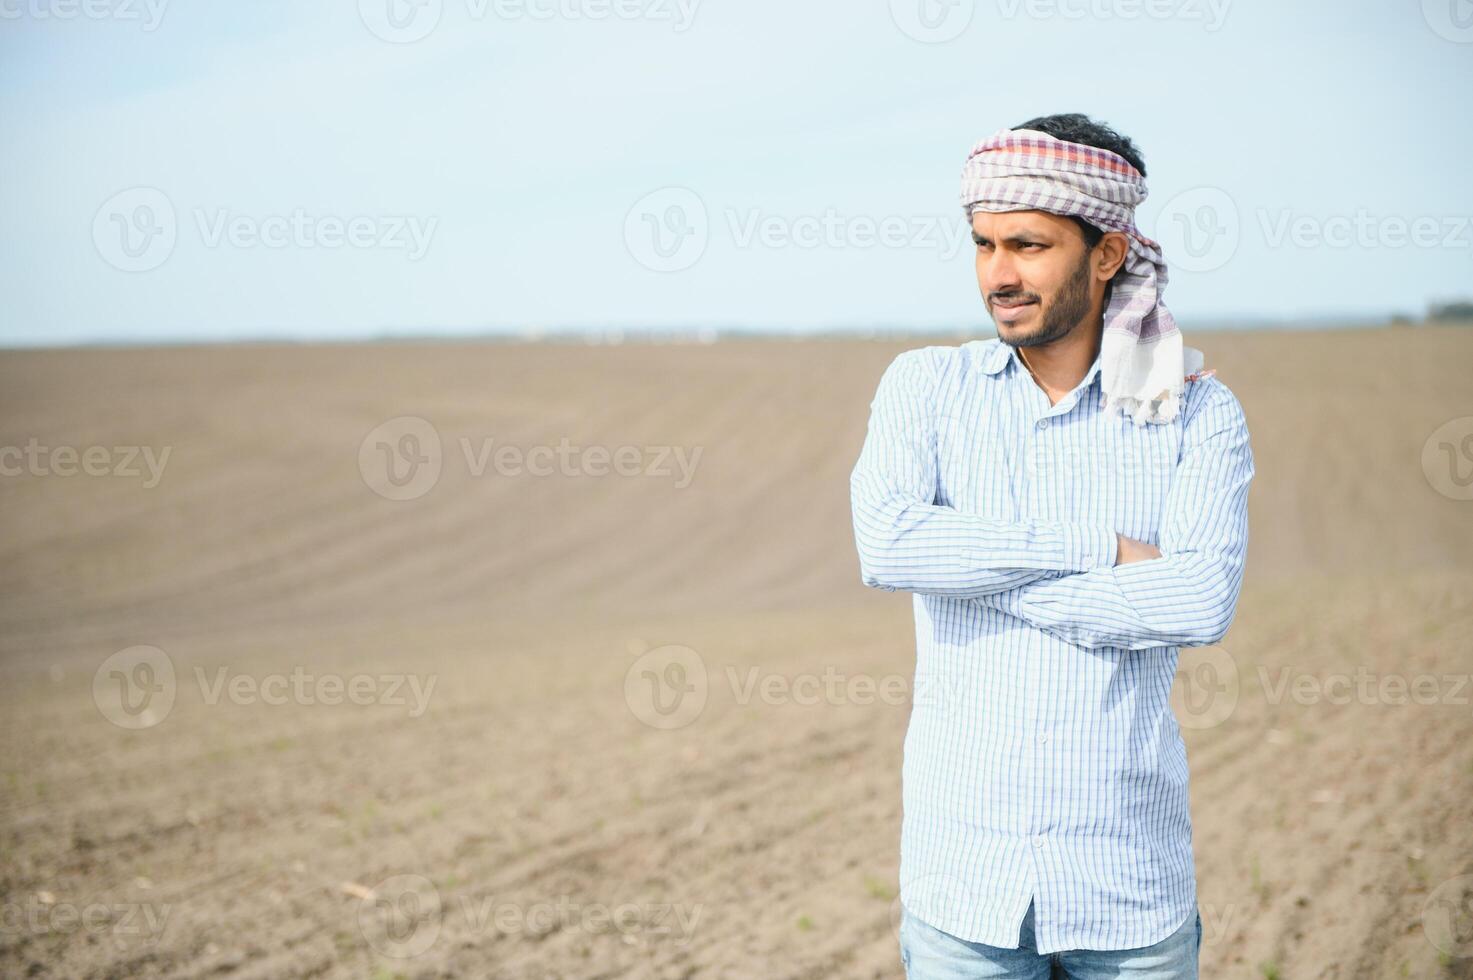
[850,337,1253,955]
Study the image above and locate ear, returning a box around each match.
[1094,231,1129,283]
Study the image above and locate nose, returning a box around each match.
[978,248,1022,300]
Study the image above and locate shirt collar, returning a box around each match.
[978,339,1013,375]
[978,338,1104,393]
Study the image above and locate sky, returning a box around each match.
[1,0,1470,345]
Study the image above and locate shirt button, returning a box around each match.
[1036,419,1049,430]
[1038,734,1049,744]
[1033,836,1046,849]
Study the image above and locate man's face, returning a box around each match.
[972,210,1099,348]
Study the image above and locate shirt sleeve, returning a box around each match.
[849,348,1120,598]
[975,380,1254,649]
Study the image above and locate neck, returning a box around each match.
[1017,320,1102,401]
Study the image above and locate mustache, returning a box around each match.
[989,292,1040,304]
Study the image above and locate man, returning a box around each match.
[849,113,1254,978]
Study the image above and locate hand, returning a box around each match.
[1115,533,1162,566]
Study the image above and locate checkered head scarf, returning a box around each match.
[961,127,1201,425]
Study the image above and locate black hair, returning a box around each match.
[1012,113,1146,251]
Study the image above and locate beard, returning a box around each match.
[998,251,1095,349]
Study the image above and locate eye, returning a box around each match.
[1019,241,1044,250]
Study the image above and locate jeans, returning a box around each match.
[899,900,1201,979]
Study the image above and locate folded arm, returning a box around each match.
[975,382,1254,649]
[850,348,1119,599]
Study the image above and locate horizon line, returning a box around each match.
[2,312,1468,352]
